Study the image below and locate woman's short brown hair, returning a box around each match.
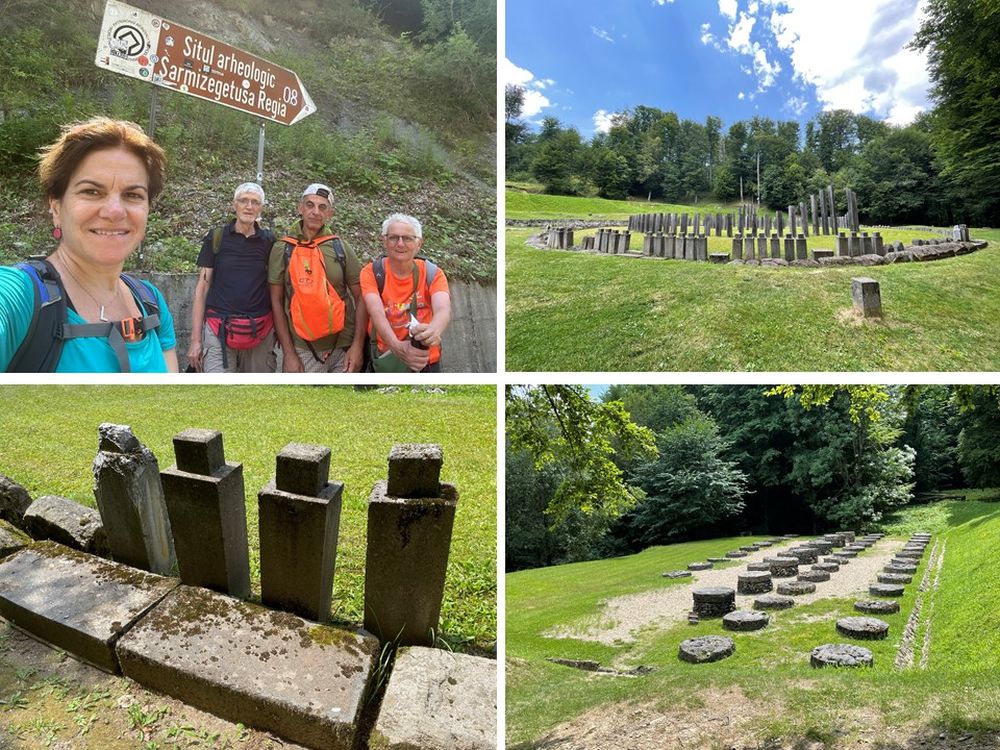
[38,117,167,201]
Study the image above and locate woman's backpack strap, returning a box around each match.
[7,259,67,373]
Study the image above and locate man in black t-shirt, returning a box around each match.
[188,182,277,372]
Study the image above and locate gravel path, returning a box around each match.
[549,537,905,644]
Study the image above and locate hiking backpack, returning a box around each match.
[6,258,161,373]
[371,255,438,296]
[281,234,348,345]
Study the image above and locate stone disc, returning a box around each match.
[723,610,769,631]
[854,599,900,615]
[753,594,794,610]
[877,572,912,584]
[687,562,712,571]
[869,583,905,597]
[810,643,874,668]
[836,616,890,640]
[798,570,830,583]
[678,635,735,664]
[746,562,771,572]
[812,562,840,573]
[777,581,816,596]
[885,564,917,574]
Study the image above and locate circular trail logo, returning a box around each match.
[109,22,149,59]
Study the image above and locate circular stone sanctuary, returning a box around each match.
[811,643,874,668]
[679,635,735,664]
[836,616,890,640]
[723,610,769,631]
[854,599,900,615]
[692,587,736,617]
[737,571,773,594]
[777,581,816,596]
[753,594,794,610]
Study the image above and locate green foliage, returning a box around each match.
[603,384,700,436]
[901,385,962,493]
[418,0,496,51]
[956,388,1000,487]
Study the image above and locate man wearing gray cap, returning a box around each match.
[268,183,367,373]
[188,182,276,372]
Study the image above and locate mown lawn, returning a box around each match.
[506,498,1000,748]
[0,385,497,652]
[506,228,1000,371]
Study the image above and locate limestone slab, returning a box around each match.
[116,585,378,750]
[0,541,176,672]
[373,647,496,750]
[0,520,29,558]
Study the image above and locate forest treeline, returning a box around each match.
[506,385,1000,571]
[505,0,999,227]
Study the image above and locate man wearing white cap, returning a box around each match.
[188,182,277,372]
[268,183,367,372]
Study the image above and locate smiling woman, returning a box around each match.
[0,117,178,373]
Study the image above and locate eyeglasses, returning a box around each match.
[384,234,418,245]
[236,198,262,207]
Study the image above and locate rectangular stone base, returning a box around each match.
[0,541,177,672]
[373,647,497,750]
[116,585,378,750]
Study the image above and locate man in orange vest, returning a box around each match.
[268,183,367,373]
[360,213,451,372]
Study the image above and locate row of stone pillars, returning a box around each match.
[92,423,456,646]
[728,230,885,261]
[642,232,709,260]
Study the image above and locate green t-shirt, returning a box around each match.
[268,220,361,352]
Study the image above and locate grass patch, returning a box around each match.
[506,228,1000,371]
[506,499,1000,747]
[0,385,496,652]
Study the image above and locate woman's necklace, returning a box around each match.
[54,255,122,322]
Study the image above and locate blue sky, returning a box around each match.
[505,0,932,137]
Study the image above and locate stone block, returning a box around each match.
[23,495,109,556]
[373,647,496,750]
[116,585,378,750]
[365,480,457,645]
[276,442,331,497]
[0,541,176,672]
[161,433,251,599]
[93,423,176,575]
[258,479,343,621]
[795,235,808,260]
[731,236,743,260]
[813,249,834,260]
[851,277,882,317]
[692,586,735,618]
[679,635,734,663]
[388,444,443,498]
[784,236,795,262]
[0,473,32,527]
[836,233,849,256]
[0,519,30,558]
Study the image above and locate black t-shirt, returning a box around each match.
[196,221,274,317]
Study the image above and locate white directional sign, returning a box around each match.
[95,0,315,126]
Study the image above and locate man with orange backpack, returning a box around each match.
[268,183,367,373]
[360,213,451,373]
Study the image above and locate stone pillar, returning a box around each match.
[680,213,688,235]
[874,232,884,256]
[789,206,797,236]
[819,189,828,234]
[828,185,838,234]
[861,232,873,255]
[716,213,723,236]
[732,236,743,260]
[160,428,250,598]
[784,235,796,262]
[800,202,809,237]
[365,444,457,646]
[770,233,780,258]
[664,235,675,259]
[564,229,574,248]
[744,233,756,260]
[851,278,881,318]
[693,213,701,236]
[836,233,849,256]
[757,233,767,259]
[849,232,861,257]
[726,213,733,237]
[696,235,709,261]
[796,234,808,260]
[811,195,819,235]
[621,231,631,253]
[93,423,176,575]
[643,234,653,256]
[258,443,344,622]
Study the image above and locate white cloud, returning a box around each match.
[503,57,552,118]
[719,0,737,22]
[591,26,615,43]
[700,22,716,45]
[653,0,675,4]
[786,95,809,115]
[738,91,746,100]
[752,45,780,90]
[727,11,756,52]
[593,109,622,133]
[764,0,931,124]
[725,10,780,92]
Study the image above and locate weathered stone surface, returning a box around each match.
[171,428,226,476]
[737,571,772,594]
[0,474,32,527]
[896,550,923,559]
[275,443,331,497]
[851,277,882,317]
[0,520,29,558]
[878,572,912,584]
[767,556,800,578]
[836,616,889,640]
[678,635,735,664]
[837,549,858,558]
[22,495,109,556]
[93,424,176,575]
[688,561,713,571]
[725,550,748,558]
[805,540,834,555]
[869,583,905,597]
[827,554,851,564]
[365,480,458,645]
[662,570,692,579]
[692,587,736,618]
[786,547,819,564]
[387,443,443,498]
[117,585,378,750]
[812,562,840,573]
[0,541,176,672]
[885,563,917,575]
[707,557,728,563]
[753,594,794,610]
[373,647,496,750]
[777,581,816,596]
[746,562,771,572]
[854,599,900,615]
[811,643,873,668]
[798,569,830,583]
[722,610,769,632]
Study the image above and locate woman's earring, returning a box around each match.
[52,226,62,240]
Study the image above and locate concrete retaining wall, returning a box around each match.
[140,273,497,373]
